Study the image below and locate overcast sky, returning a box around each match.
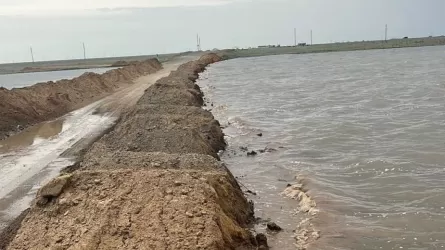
[0,0,444,63]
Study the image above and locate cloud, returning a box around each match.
[0,0,236,16]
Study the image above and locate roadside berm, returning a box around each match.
[5,54,266,250]
[0,59,162,140]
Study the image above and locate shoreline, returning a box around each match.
[3,54,267,249]
[221,36,445,59]
[2,40,441,248]
[0,54,180,75]
[1,36,444,75]
[198,66,321,249]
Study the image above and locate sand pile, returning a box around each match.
[6,53,266,250]
[0,59,162,140]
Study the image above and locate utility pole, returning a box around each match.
[30,46,35,63]
[196,34,201,51]
[294,28,297,46]
[82,42,86,60]
[385,24,388,42]
[310,30,313,45]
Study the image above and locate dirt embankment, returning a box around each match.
[0,59,163,140]
[5,54,266,250]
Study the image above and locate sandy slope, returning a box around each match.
[0,57,198,246]
[5,54,266,250]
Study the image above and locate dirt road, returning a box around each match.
[0,56,198,232]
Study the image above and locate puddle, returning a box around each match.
[0,119,64,154]
[0,102,116,232]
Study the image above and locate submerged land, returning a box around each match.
[0,36,445,249]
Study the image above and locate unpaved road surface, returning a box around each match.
[0,56,198,231]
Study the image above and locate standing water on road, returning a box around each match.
[198,46,445,250]
[0,58,190,233]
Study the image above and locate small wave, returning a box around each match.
[282,176,320,249]
[228,116,250,129]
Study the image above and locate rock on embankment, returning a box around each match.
[0,59,162,140]
[6,54,265,250]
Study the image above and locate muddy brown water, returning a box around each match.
[198,46,445,250]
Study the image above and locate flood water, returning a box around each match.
[198,46,445,250]
[0,58,187,234]
[0,103,116,231]
[0,67,115,89]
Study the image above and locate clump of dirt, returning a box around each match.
[6,53,263,250]
[137,83,204,107]
[0,59,162,140]
[111,60,129,67]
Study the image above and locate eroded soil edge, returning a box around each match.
[4,54,266,250]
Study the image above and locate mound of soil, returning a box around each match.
[19,67,40,73]
[5,53,263,250]
[81,152,227,172]
[111,60,129,67]
[86,109,224,159]
[7,170,254,250]
[137,83,204,107]
[0,59,162,140]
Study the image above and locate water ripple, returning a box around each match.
[199,46,445,249]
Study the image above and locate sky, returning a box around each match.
[0,0,444,63]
